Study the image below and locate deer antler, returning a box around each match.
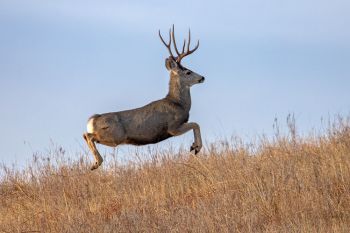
[158,29,175,58]
[159,25,199,64]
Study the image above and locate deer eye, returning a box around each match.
[185,71,192,75]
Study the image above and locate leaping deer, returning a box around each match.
[83,25,205,170]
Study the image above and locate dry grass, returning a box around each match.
[1,118,350,232]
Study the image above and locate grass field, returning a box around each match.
[1,118,350,232]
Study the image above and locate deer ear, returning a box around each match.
[165,57,177,71]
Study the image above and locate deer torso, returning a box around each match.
[89,94,190,146]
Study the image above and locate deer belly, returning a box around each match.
[125,127,172,145]
[127,135,171,145]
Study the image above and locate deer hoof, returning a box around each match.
[190,144,201,154]
[90,162,100,171]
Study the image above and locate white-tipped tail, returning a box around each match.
[87,118,95,133]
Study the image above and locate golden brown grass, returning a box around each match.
[1,119,350,232]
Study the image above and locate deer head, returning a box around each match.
[159,25,205,87]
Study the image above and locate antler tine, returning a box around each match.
[188,40,200,55]
[171,24,182,56]
[176,28,200,63]
[159,28,174,58]
[187,28,191,51]
[181,39,186,54]
[186,28,200,54]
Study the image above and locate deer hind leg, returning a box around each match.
[168,122,202,154]
[83,133,104,170]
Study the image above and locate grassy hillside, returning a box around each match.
[1,119,350,232]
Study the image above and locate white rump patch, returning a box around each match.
[87,118,95,133]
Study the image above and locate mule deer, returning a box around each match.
[83,25,205,170]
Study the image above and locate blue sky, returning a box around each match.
[0,0,349,165]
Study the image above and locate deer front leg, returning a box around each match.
[83,133,104,170]
[168,122,202,154]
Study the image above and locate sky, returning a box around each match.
[0,0,349,166]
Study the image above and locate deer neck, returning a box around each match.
[166,74,191,111]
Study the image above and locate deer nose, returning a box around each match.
[199,77,205,83]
